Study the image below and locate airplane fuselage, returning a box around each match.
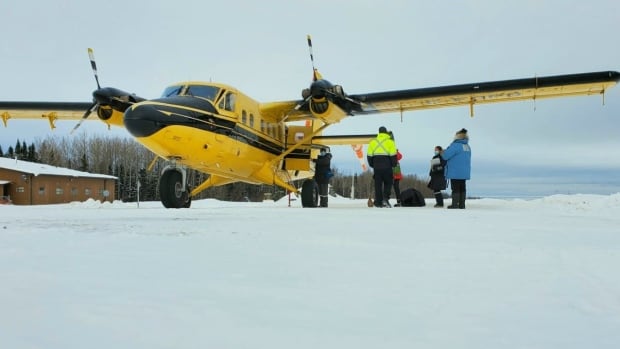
[123,81,315,193]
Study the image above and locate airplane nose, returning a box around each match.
[124,103,166,137]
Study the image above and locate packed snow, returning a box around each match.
[1,194,620,348]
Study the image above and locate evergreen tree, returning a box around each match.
[21,141,27,159]
[0,145,4,157]
[14,140,21,158]
[7,146,14,158]
[27,143,38,162]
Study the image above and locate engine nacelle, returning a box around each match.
[92,87,146,128]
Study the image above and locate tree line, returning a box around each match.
[1,135,433,202]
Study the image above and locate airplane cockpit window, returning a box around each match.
[161,85,221,102]
[185,85,220,101]
[162,85,183,97]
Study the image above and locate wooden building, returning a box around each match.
[0,158,117,205]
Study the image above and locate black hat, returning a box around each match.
[456,128,468,135]
[379,126,388,133]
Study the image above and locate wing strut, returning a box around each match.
[1,112,9,127]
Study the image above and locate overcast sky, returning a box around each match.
[1,0,619,196]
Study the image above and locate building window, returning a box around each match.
[249,114,254,128]
[85,188,91,196]
[16,186,25,193]
[242,110,247,124]
[71,188,78,196]
[39,187,45,195]
[56,188,64,195]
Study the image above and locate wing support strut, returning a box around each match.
[42,112,58,130]
[1,112,10,127]
[272,122,330,165]
[533,75,538,112]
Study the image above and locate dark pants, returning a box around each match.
[373,167,393,206]
[393,179,401,203]
[449,179,467,209]
[318,182,329,207]
[450,179,466,194]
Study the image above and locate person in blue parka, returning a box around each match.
[441,128,471,209]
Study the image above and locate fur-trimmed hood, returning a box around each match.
[454,128,469,140]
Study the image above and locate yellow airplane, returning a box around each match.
[1,36,619,208]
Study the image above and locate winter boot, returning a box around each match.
[434,192,444,207]
[459,190,466,209]
[319,195,328,207]
[447,192,460,209]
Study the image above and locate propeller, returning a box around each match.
[70,48,101,134]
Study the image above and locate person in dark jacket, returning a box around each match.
[314,148,333,207]
[388,131,403,206]
[441,128,471,209]
[392,149,403,206]
[367,126,398,208]
[427,145,447,207]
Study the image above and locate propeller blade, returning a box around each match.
[295,95,312,110]
[70,102,98,134]
[306,35,320,82]
[87,48,101,89]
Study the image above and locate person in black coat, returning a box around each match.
[314,148,333,207]
[427,145,447,207]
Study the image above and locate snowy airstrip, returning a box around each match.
[1,194,620,348]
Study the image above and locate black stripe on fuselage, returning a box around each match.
[124,97,308,159]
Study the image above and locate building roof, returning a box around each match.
[0,157,117,180]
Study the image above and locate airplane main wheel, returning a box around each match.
[159,170,191,208]
[301,179,319,208]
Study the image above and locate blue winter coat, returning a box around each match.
[441,138,471,180]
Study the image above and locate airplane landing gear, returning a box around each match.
[159,168,191,208]
[301,179,319,208]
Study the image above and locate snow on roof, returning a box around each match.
[0,157,117,180]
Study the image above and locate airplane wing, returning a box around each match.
[263,71,620,122]
[349,71,620,116]
[0,101,92,128]
[311,134,375,146]
[259,101,307,122]
[0,102,91,119]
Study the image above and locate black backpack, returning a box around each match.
[400,188,426,207]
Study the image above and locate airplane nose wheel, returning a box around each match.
[159,169,191,208]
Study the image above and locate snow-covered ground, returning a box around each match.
[1,194,620,348]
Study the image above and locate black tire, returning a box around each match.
[159,170,191,208]
[301,179,319,208]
